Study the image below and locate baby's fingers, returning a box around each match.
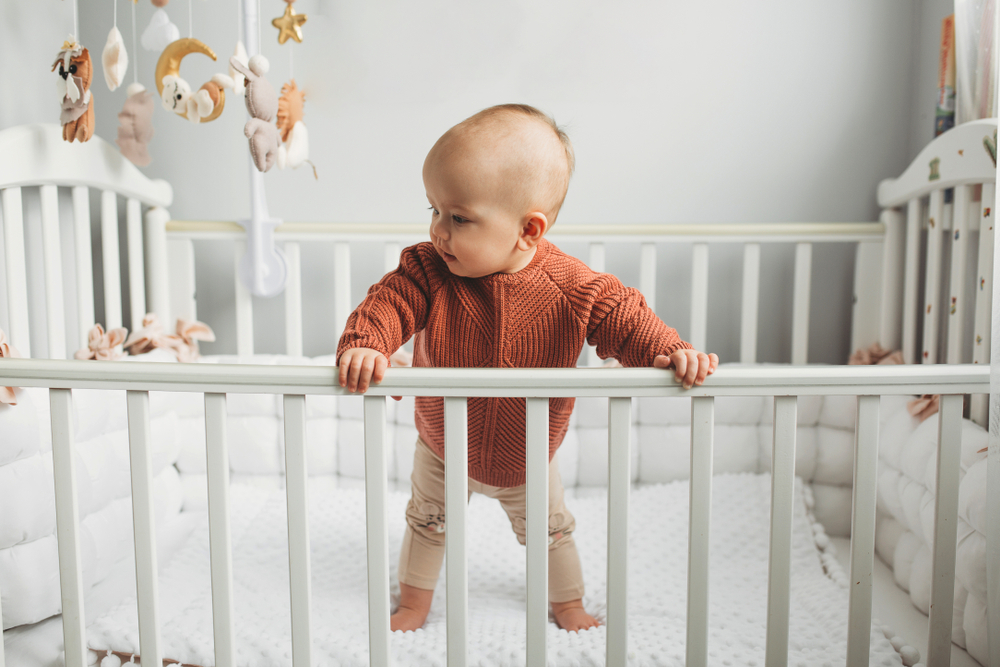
[693,352,711,385]
[672,352,688,385]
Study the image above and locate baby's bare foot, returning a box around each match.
[391,582,434,632]
[551,599,600,632]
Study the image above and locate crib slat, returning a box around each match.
[791,242,811,364]
[284,394,313,666]
[204,393,236,667]
[126,390,163,666]
[144,207,171,327]
[765,395,796,667]
[923,190,944,363]
[126,198,146,333]
[639,242,656,314]
[384,242,400,274]
[846,395,880,665]
[741,243,760,364]
[606,396,631,666]
[927,394,963,667]
[902,198,922,364]
[40,185,67,359]
[947,185,971,363]
[971,185,994,426]
[71,187,95,351]
[879,208,906,351]
[444,397,469,667]
[690,243,709,352]
[334,242,351,339]
[363,395,391,666]
[101,190,123,331]
[285,242,303,357]
[235,240,254,356]
[587,244,606,366]
[50,389,87,666]
[2,187,30,357]
[686,396,714,667]
[168,237,196,321]
[525,396,549,666]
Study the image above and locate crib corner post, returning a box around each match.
[144,207,172,327]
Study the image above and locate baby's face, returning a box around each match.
[423,138,534,278]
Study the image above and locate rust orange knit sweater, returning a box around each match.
[337,238,692,487]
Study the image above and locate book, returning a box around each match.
[936,14,956,136]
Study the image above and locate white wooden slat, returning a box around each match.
[363,395,391,666]
[948,185,972,363]
[587,244,606,366]
[686,396,714,667]
[988,106,1000,667]
[50,388,87,666]
[2,187,30,357]
[384,242,400,274]
[878,208,906,351]
[72,187,95,351]
[765,395,797,667]
[851,241,884,354]
[204,393,236,667]
[927,394,963,667]
[167,237,196,322]
[144,207,171,328]
[923,190,945,364]
[284,394,313,666]
[902,198,922,364]
[334,242,351,340]
[445,397,469,667]
[525,396,549,666]
[284,242,303,357]
[126,198,146,333]
[101,190,123,331]
[606,397,631,667]
[40,185,66,359]
[690,243,709,352]
[741,243,760,364]
[971,185,995,426]
[125,390,163,667]
[235,241,254,356]
[791,242,811,364]
[845,395,880,665]
[639,242,656,313]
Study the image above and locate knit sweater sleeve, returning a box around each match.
[336,244,438,363]
[583,274,693,367]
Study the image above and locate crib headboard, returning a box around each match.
[0,123,173,359]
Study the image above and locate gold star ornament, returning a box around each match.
[272,1,307,45]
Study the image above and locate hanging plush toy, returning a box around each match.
[141,8,179,52]
[102,25,128,91]
[116,83,155,166]
[230,55,281,172]
[52,38,95,143]
[272,0,307,44]
[275,79,315,176]
[229,40,249,96]
[156,38,233,123]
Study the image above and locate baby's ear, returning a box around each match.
[517,212,549,250]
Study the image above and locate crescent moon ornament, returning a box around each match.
[155,37,226,122]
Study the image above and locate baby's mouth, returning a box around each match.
[437,247,456,263]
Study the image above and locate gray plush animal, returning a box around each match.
[229,54,280,172]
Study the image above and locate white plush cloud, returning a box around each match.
[141,9,179,53]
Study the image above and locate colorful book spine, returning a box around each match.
[936,14,956,136]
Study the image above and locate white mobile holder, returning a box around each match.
[238,164,287,297]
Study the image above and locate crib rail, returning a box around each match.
[0,361,991,667]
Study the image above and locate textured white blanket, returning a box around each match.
[88,474,902,666]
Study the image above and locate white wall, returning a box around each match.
[1,0,925,363]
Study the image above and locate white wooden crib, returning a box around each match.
[0,121,997,667]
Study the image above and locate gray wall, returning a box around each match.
[2,0,932,363]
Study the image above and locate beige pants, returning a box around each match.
[398,437,586,603]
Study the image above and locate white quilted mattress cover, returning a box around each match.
[87,474,903,667]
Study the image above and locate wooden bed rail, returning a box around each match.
[0,361,987,667]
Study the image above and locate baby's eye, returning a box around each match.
[452,215,467,225]
[428,206,439,216]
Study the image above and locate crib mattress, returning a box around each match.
[86,474,903,667]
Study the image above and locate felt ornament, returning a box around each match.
[151,0,169,6]
[52,38,95,143]
[229,40,249,96]
[230,55,281,172]
[102,25,129,91]
[276,79,315,175]
[141,8,179,52]
[272,0,307,44]
[156,38,234,123]
[123,312,215,361]
[116,82,155,166]
[74,323,128,361]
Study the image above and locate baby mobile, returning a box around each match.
[52,0,95,143]
[231,0,315,176]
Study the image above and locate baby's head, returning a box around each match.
[423,104,574,278]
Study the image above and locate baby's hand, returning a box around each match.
[338,347,389,394]
[654,349,719,390]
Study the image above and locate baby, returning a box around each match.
[337,104,718,633]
